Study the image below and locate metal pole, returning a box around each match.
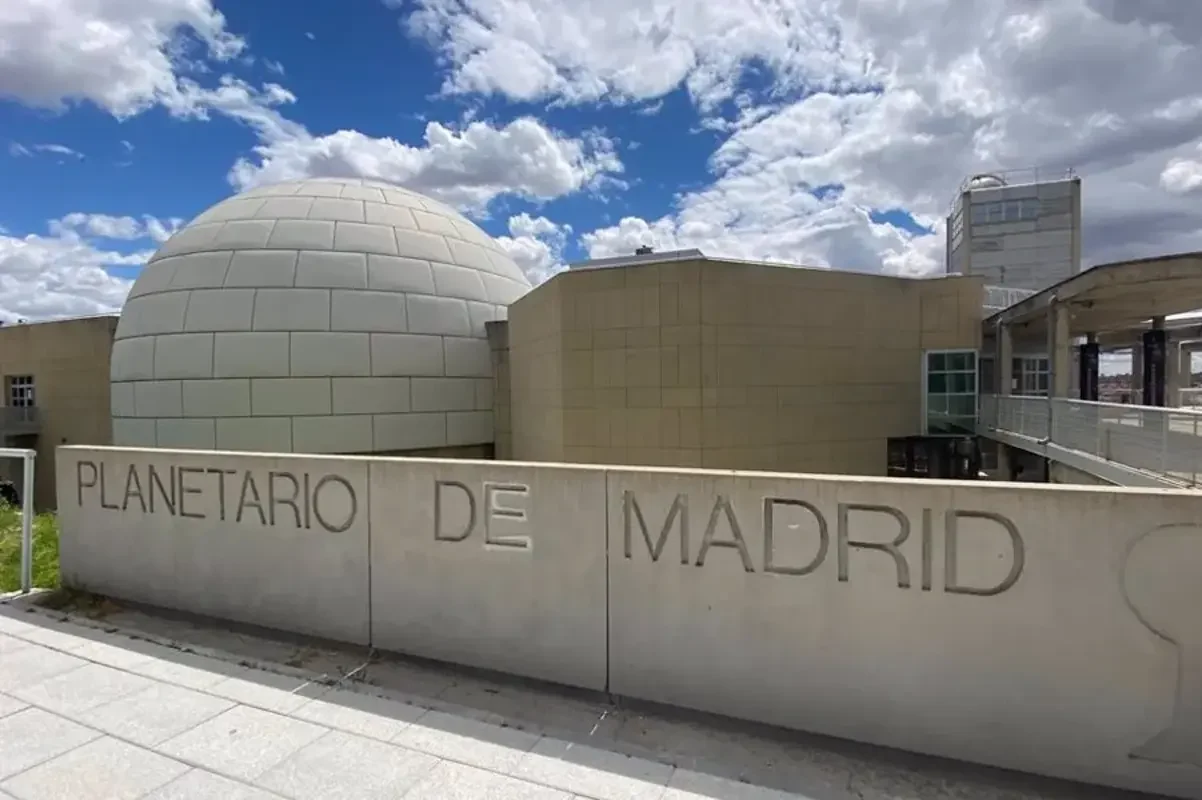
[20,452,34,594]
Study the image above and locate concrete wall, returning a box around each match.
[56,445,1202,798]
[0,316,118,509]
[504,259,982,475]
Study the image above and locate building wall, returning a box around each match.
[0,316,118,508]
[505,259,982,475]
[959,178,1081,294]
[486,320,513,460]
[507,278,564,462]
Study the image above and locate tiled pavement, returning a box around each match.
[0,597,1145,800]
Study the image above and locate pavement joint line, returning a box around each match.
[2,609,690,800]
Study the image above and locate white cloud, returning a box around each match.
[225,97,624,212]
[494,213,572,284]
[49,213,183,243]
[1161,153,1202,195]
[9,142,84,159]
[407,0,1202,274]
[0,0,245,118]
[402,0,871,109]
[0,227,148,322]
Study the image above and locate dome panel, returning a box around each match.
[113,177,532,455]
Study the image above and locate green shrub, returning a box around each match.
[0,504,61,592]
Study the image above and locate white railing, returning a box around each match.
[0,447,36,593]
[982,395,1202,486]
[984,395,1050,440]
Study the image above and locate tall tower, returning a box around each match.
[947,167,1082,296]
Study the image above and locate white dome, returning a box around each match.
[110,177,532,455]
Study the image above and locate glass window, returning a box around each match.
[923,349,979,436]
[6,375,34,407]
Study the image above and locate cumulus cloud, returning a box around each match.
[0,227,148,321]
[1161,154,1202,195]
[226,111,623,212]
[402,0,872,109]
[494,213,572,284]
[0,0,245,118]
[49,213,183,244]
[404,0,1202,272]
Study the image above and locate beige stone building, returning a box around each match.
[494,255,983,475]
[0,316,118,508]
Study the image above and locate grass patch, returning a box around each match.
[0,504,61,592]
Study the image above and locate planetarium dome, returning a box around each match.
[110,177,532,455]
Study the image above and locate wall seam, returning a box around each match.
[366,459,374,649]
[603,467,612,696]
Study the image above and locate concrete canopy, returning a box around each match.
[984,251,1202,342]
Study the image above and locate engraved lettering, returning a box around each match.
[921,508,933,592]
[696,495,753,571]
[623,491,689,564]
[303,472,312,528]
[236,472,267,525]
[148,465,175,514]
[763,497,827,576]
[207,468,236,521]
[122,464,146,513]
[76,460,98,507]
[177,467,205,519]
[837,503,911,589]
[483,482,530,549]
[434,479,475,541]
[268,471,303,527]
[98,461,119,510]
[312,474,357,533]
[944,510,1025,596]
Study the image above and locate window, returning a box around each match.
[970,198,1042,226]
[923,350,978,435]
[6,375,34,407]
[1011,356,1049,396]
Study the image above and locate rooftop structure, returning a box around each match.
[110,177,531,457]
[947,166,1082,295]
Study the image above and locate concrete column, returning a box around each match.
[1166,338,1183,407]
[997,322,1013,396]
[1078,336,1099,401]
[1048,303,1071,398]
[1143,317,1168,407]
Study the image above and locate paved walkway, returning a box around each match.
[0,596,1142,800]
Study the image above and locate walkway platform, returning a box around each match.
[0,593,1148,800]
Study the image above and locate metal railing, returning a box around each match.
[0,447,36,593]
[981,395,1202,486]
[980,395,1050,440]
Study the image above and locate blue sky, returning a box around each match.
[1,1,1201,323]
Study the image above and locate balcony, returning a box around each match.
[0,406,41,437]
[980,394,1202,487]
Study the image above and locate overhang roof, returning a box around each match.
[983,251,1202,339]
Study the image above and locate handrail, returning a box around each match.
[0,447,36,593]
[1075,398,1202,417]
[983,395,1202,486]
